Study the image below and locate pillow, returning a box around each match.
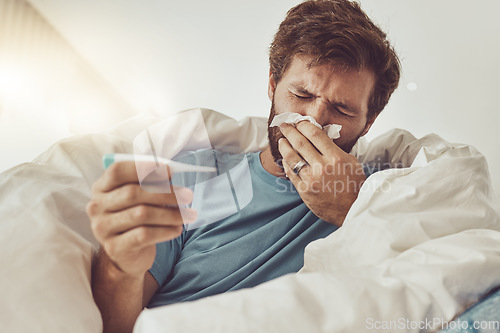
[0,109,267,332]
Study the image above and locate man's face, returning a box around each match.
[267,54,377,167]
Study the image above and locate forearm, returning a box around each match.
[91,248,145,333]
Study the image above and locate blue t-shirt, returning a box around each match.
[148,150,359,308]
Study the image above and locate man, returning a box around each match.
[86,0,400,331]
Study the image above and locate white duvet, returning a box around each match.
[0,109,499,333]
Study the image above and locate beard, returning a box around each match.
[267,96,362,169]
[267,97,285,169]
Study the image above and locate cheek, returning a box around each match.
[334,120,366,143]
[274,92,302,115]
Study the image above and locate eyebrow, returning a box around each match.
[290,83,361,115]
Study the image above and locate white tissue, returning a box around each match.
[269,112,342,139]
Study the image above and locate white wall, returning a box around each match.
[360,0,500,196]
[0,0,135,172]
[5,0,500,195]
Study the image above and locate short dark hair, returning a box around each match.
[269,0,401,118]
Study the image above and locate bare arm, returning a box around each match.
[90,249,152,332]
[87,162,196,332]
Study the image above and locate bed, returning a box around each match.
[1,108,499,332]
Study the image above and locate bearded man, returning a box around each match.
[87,1,400,331]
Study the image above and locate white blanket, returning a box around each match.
[134,130,500,332]
[0,109,499,332]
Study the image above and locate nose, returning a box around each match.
[301,99,330,126]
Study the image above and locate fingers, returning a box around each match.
[295,121,343,156]
[278,138,310,178]
[87,160,196,244]
[279,123,319,164]
[93,184,193,213]
[91,205,197,242]
[281,155,302,184]
[280,122,343,161]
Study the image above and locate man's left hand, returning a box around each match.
[278,121,366,227]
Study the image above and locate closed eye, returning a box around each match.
[293,93,312,100]
[335,108,347,115]
[332,107,353,117]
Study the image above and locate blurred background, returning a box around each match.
[0,0,499,195]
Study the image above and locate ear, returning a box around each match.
[360,114,378,137]
[268,69,277,101]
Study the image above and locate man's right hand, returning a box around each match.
[86,161,197,278]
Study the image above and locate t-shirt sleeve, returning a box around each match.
[149,235,184,287]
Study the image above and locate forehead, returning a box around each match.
[282,54,375,113]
